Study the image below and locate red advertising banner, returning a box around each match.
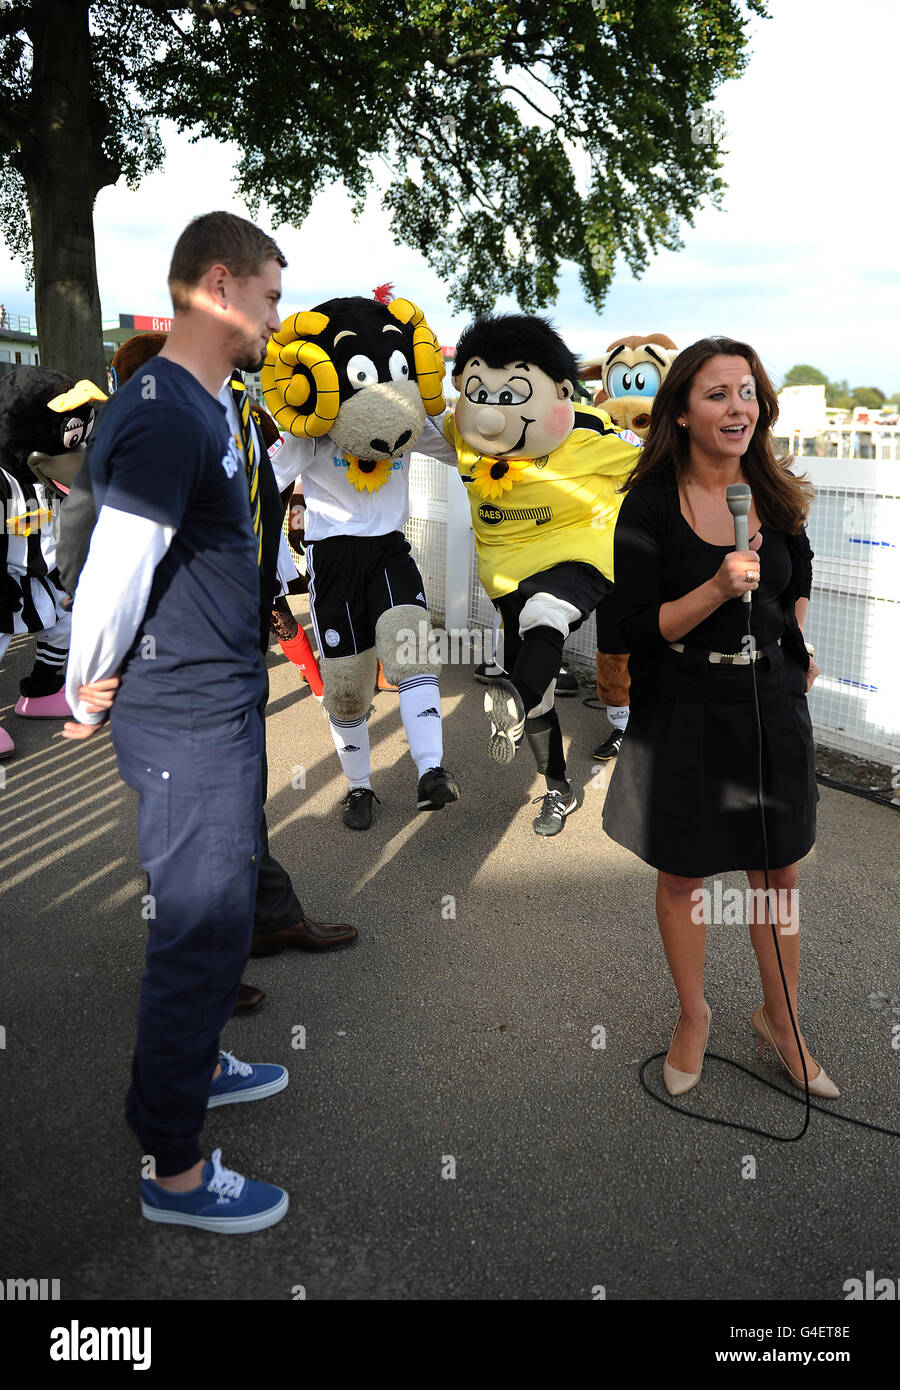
[119,314,174,333]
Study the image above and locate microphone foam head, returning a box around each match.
[726,482,751,517]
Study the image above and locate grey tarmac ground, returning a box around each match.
[1,603,898,1303]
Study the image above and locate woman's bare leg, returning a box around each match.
[656,871,709,1071]
[746,864,822,1079]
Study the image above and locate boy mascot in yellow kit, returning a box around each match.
[441,314,640,835]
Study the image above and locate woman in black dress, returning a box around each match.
[602,337,839,1099]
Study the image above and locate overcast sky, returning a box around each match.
[1,0,896,391]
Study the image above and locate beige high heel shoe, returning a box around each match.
[751,1005,840,1098]
[663,1003,712,1096]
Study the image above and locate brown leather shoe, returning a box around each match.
[249,912,357,955]
[232,982,266,1014]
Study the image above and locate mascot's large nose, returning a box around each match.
[474,406,506,438]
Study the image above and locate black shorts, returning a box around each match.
[305,531,429,659]
[494,561,612,635]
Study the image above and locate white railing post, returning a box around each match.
[445,469,471,631]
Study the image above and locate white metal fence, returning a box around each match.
[801,460,899,764]
[404,453,900,766]
[776,424,900,461]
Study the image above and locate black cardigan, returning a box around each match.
[612,474,812,671]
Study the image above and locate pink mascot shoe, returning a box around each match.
[0,725,15,758]
[14,688,72,718]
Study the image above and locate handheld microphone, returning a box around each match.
[726,482,753,605]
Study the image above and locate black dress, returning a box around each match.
[601,474,818,877]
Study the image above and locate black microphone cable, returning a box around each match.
[638,590,900,1143]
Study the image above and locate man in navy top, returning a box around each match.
[63,212,293,1233]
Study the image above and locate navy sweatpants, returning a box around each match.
[111,704,264,1177]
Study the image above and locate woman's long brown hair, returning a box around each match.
[622,336,813,533]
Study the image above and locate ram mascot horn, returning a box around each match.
[385,297,446,416]
[262,296,446,453]
[262,310,341,439]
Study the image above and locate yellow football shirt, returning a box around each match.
[441,405,641,599]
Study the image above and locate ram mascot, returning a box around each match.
[579,333,678,759]
[0,367,105,758]
[263,291,460,831]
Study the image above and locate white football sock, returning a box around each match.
[606,705,630,731]
[398,674,443,778]
[329,715,371,788]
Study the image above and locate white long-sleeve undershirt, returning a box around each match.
[65,505,174,724]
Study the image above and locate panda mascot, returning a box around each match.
[0,367,105,758]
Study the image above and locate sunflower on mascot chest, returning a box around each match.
[442,405,636,600]
[328,447,404,499]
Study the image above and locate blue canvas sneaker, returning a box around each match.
[141,1149,288,1233]
[207,1049,288,1108]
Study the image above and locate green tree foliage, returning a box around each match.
[782,367,893,413]
[781,364,829,389]
[1,0,768,377]
[827,377,851,409]
[850,386,885,410]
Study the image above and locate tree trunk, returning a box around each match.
[21,0,114,387]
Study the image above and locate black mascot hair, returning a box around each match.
[0,366,74,486]
[453,314,580,388]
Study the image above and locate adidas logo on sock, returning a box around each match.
[418,707,440,718]
[343,744,360,752]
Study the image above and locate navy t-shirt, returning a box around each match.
[90,357,266,727]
